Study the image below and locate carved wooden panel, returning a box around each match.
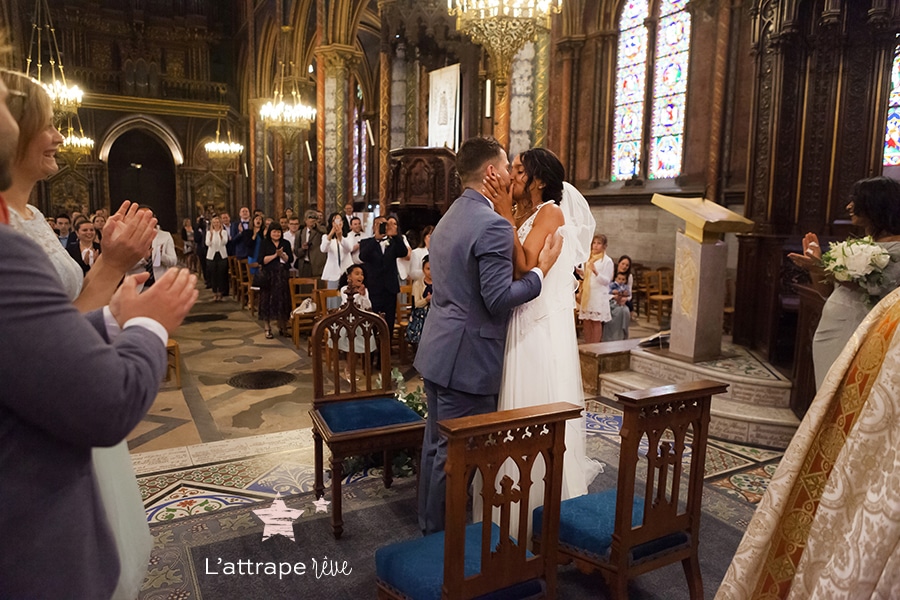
[388,147,460,213]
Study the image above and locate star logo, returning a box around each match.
[312,497,331,514]
[252,495,304,541]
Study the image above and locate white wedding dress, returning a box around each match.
[474,184,602,542]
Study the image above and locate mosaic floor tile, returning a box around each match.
[245,463,317,495]
[708,462,779,505]
[713,439,785,462]
[145,484,267,524]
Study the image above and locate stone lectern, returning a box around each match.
[651,194,754,361]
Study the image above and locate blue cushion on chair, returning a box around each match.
[532,489,644,559]
[318,397,422,434]
[375,522,544,600]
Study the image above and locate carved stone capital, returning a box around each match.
[315,45,362,77]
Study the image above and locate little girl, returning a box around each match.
[406,255,432,344]
[578,235,614,343]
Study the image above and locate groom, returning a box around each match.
[415,136,562,535]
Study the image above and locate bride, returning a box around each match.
[477,147,602,539]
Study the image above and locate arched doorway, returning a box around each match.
[108,130,178,232]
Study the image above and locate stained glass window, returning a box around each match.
[612,0,691,181]
[884,40,900,167]
[611,0,649,180]
[352,85,368,199]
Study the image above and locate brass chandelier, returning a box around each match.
[259,26,316,151]
[448,0,562,147]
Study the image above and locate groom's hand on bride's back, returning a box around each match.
[537,232,563,277]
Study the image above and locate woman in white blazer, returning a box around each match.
[205,216,230,301]
[320,212,353,288]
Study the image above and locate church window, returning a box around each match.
[352,85,367,199]
[883,40,900,167]
[612,0,691,181]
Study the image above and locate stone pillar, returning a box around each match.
[509,41,535,159]
[670,232,728,361]
[532,31,550,149]
[390,44,407,156]
[273,136,284,217]
[556,42,577,173]
[377,1,393,211]
[317,44,361,215]
[405,52,419,147]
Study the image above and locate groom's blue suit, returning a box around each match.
[415,187,543,534]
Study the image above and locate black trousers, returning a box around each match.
[210,252,229,295]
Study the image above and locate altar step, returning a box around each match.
[581,341,800,450]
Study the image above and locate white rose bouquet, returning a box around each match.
[821,236,894,303]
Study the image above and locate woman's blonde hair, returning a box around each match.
[0,69,53,162]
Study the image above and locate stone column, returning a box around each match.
[705,0,733,203]
[509,41,536,159]
[390,44,408,157]
[377,1,393,211]
[317,44,361,215]
[532,31,550,149]
[556,41,578,173]
[273,136,284,217]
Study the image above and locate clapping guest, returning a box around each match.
[205,216,230,302]
[258,224,292,338]
[320,211,353,289]
[91,213,105,242]
[68,218,101,275]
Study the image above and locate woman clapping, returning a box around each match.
[259,224,292,338]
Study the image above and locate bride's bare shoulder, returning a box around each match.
[534,202,564,228]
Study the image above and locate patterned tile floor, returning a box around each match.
[584,398,785,503]
[130,285,786,527]
[137,401,785,525]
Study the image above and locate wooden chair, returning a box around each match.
[165,339,181,388]
[647,270,674,325]
[237,259,259,315]
[227,256,242,303]
[316,288,343,318]
[289,277,319,349]
[534,380,727,600]
[315,288,343,363]
[310,296,425,538]
[376,402,582,600]
[634,269,660,320]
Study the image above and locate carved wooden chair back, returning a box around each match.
[309,294,424,538]
[375,402,582,600]
[539,380,727,600]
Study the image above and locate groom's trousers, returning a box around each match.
[418,379,496,535]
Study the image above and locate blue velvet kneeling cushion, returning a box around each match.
[317,397,422,434]
[533,490,690,565]
[375,522,544,600]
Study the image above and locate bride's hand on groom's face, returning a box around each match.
[537,232,563,276]
[482,172,512,216]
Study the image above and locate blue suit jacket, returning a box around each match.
[414,188,542,395]
[0,226,167,599]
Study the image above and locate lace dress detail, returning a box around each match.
[8,205,83,301]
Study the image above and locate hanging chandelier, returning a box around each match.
[26,0,85,118]
[447,0,561,76]
[448,0,561,147]
[57,112,94,165]
[259,26,316,151]
[205,92,244,166]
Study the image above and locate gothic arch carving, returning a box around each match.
[98,115,184,165]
